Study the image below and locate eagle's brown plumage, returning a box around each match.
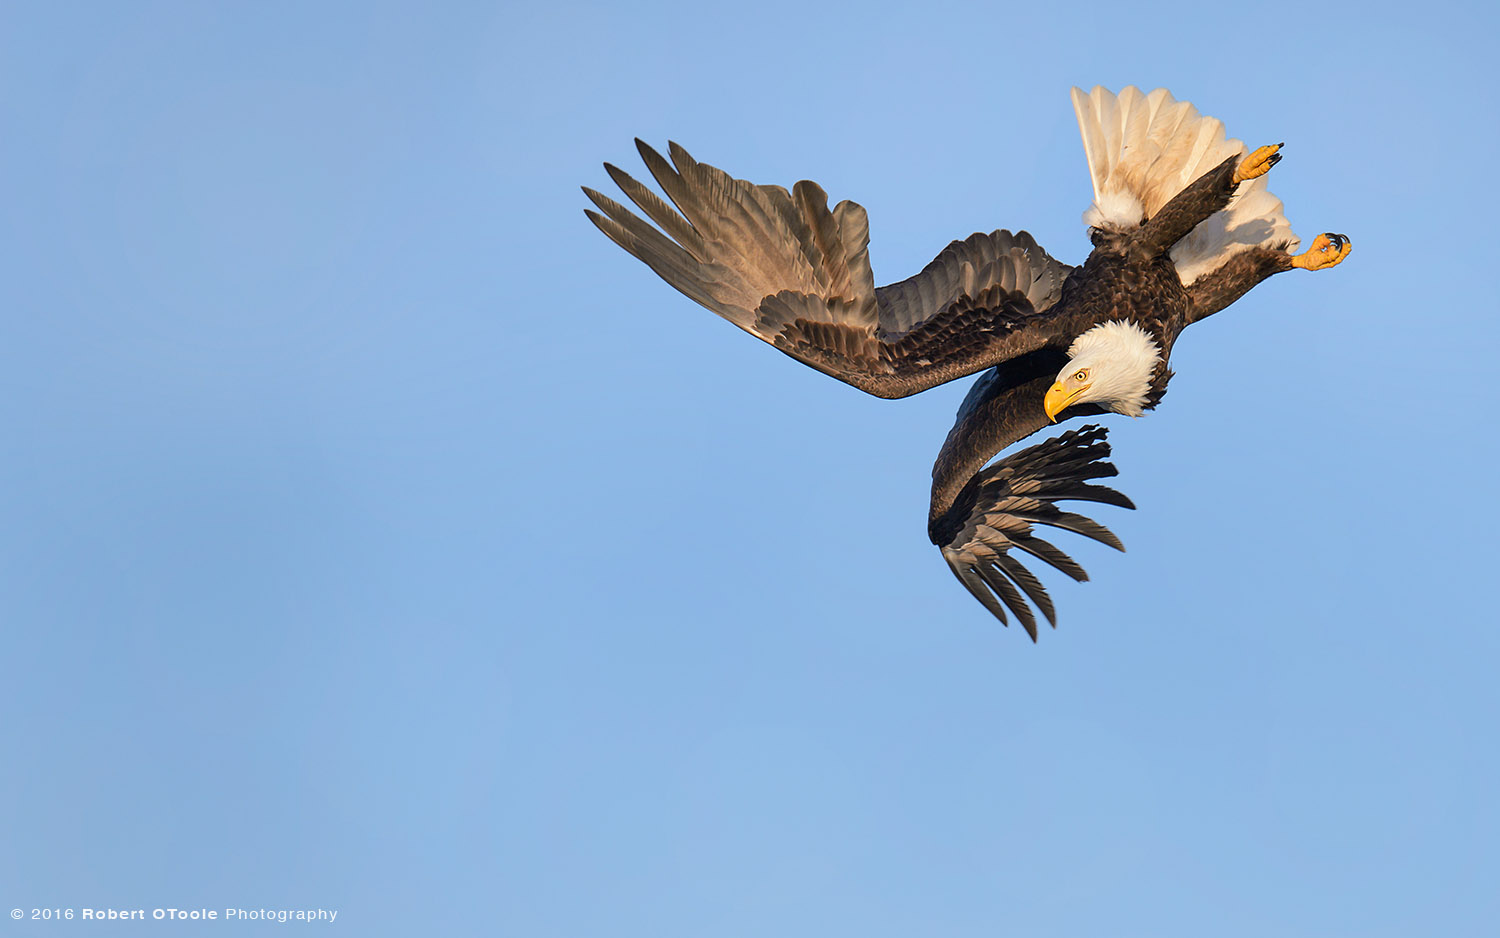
[584,86,1350,639]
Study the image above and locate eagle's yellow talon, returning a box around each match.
[1234,143,1283,184]
[1290,232,1352,270]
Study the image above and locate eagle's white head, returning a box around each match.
[1044,320,1162,421]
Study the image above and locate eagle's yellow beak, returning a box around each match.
[1043,381,1088,423]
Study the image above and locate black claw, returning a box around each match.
[1277,141,1285,148]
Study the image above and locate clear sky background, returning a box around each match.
[3,1,1497,935]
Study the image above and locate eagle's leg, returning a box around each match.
[1290,232,1353,270]
[1233,143,1284,184]
[1141,144,1289,257]
[1185,233,1354,324]
[1138,154,1240,256]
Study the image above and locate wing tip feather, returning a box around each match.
[934,423,1135,636]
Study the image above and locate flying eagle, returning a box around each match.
[583,86,1351,640]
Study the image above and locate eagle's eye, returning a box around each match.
[1074,370,1088,382]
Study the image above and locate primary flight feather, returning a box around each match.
[584,85,1351,641]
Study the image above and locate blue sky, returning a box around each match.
[3,1,1498,935]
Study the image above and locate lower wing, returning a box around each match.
[934,425,1134,640]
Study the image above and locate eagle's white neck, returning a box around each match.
[1066,321,1161,416]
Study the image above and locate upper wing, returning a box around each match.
[934,425,1134,640]
[584,140,1074,398]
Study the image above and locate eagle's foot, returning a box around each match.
[1233,143,1284,184]
[1290,232,1352,270]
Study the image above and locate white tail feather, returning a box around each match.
[1070,85,1299,285]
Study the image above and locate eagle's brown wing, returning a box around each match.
[584,141,1074,398]
[934,425,1134,639]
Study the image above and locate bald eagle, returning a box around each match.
[584,86,1351,640]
